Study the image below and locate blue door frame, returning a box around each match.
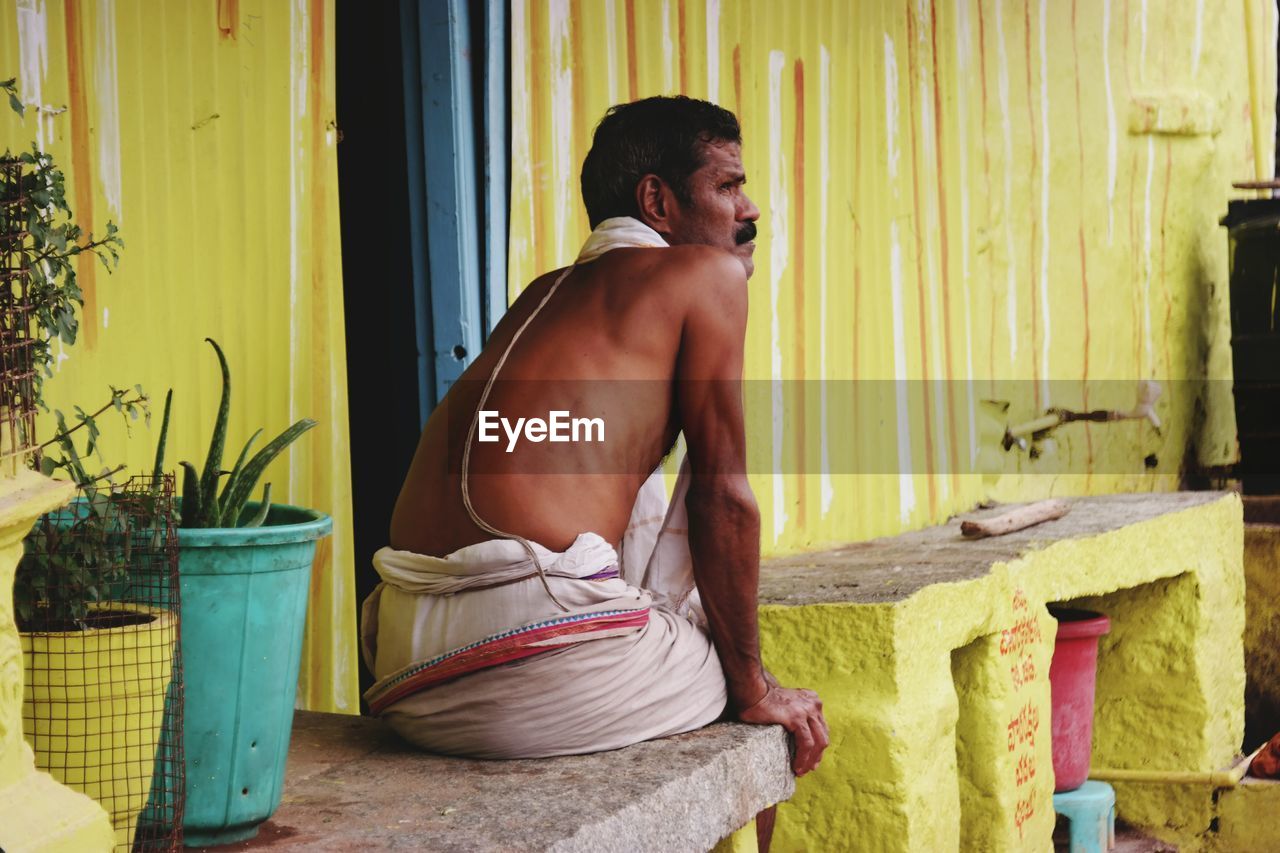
[400,0,509,423]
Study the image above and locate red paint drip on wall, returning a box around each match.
[63,0,97,350]
[305,0,333,623]
[218,0,240,40]
[569,0,588,171]
[677,0,688,93]
[1023,1,1039,407]
[529,0,550,274]
[732,44,743,118]
[1122,0,1132,88]
[852,34,863,392]
[1029,214,1040,409]
[793,58,807,533]
[905,4,938,515]
[928,0,960,495]
[1128,149,1140,377]
[977,1,997,393]
[309,0,328,308]
[1070,0,1090,391]
[1079,229,1094,466]
[1070,0,1094,474]
[625,0,639,101]
[1160,145,1173,377]
[842,13,862,474]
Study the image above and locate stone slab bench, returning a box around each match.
[755,491,1246,852]
[219,711,792,852]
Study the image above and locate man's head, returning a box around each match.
[581,96,761,277]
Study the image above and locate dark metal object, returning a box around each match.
[0,156,40,473]
[1222,198,1280,493]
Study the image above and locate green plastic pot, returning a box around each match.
[177,502,332,846]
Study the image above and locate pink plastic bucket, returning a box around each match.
[1048,608,1111,792]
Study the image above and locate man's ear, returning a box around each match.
[635,174,676,236]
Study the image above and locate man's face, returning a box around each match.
[663,141,761,278]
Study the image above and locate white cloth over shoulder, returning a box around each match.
[577,215,668,261]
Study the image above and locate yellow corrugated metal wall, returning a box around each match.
[0,0,357,713]
[510,0,1277,554]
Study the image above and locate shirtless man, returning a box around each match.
[367,98,828,795]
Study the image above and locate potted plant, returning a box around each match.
[5,77,173,850]
[16,395,178,852]
[154,337,328,846]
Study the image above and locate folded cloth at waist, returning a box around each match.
[361,532,655,714]
[380,607,727,758]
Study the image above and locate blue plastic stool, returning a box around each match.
[1053,780,1116,853]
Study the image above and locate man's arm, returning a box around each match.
[675,251,828,776]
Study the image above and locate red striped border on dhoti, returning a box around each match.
[366,608,650,715]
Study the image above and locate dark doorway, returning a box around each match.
[335,0,424,705]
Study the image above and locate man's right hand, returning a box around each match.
[738,685,829,776]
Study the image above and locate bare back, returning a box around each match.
[389,244,744,556]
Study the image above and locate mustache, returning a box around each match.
[735,221,758,245]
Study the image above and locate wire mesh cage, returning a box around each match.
[0,155,40,476]
[16,474,185,852]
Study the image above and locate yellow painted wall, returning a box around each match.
[0,0,357,713]
[509,0,1278,554]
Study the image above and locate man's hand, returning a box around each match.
[738,685,829,776]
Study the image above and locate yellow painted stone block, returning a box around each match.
[0,759,118,853]
[758,494,1244,852]
[1214,780,1280,851]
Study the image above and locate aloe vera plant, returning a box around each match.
[155,338,317,528]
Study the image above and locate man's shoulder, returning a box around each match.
[654,244,746,278]
[609,245,747,308]
[669,247,748,311]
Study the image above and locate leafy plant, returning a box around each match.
[3,77,123,412]
[5,74,142,630]
[15,387,150,628]
[1,76,23,116]
[37,385,149,483]
[16,509,127,629]
[154,338,317,528]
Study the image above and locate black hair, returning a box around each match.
[580,96,742,229]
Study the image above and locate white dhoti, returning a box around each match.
[361,463,729,758]
[374,609,725,759]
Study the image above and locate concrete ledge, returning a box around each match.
[226,711,793,852]
[759,491,1224,606]
[755,491,1245,852]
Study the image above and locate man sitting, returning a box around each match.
[361,97,828,785]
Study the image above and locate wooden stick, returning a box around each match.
[961,500,1071,539]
